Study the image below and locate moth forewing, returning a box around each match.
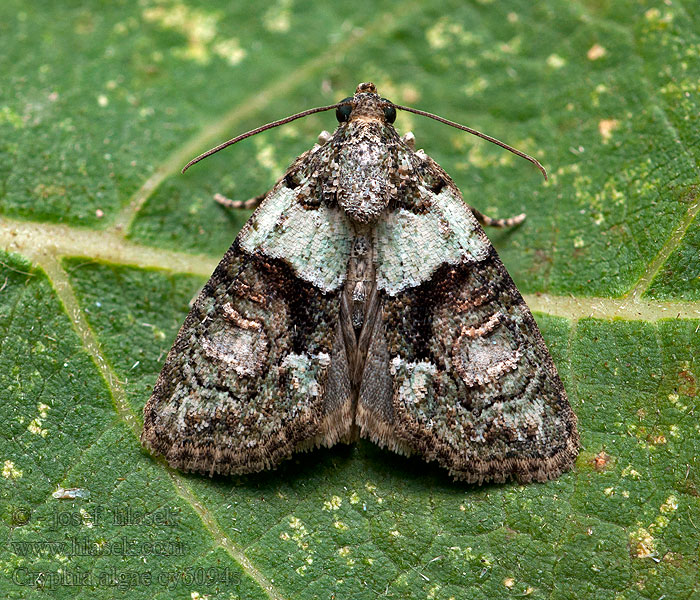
[141,81,579,483]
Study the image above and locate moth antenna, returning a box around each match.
[392,104,548,181]
[182,103,347,173]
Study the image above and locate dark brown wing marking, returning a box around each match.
[141,239,353,476]
[358,249,578,484]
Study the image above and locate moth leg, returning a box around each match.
[470,206,526,228]
[214,192,266,211]
[214,129,332,212]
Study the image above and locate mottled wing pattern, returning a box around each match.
[142,172,355,476]
[357,154,579,484]
[144,86,578,483]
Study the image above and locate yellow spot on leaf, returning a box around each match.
[504,577,515,588]
[28,403,50,437]
[263,0,293,33]
[323,495,342,511]
[256,144,280,175]
[142,2,246,66]
[621,465,641,479]
[660,495,678,513]
[426,18,477,50]
[644,7,674,29]
[462,77,489,97]
[630,527,656,558]
[0,106,25,129]
[587,44,607,60]
[289,516,303,529]
[213,38,246,65]
[598,119,619,142]
[655,515,669,528]
[3,460,22,479]
[546,54,566,69]
[401,85,420,104]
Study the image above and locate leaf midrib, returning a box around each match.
[3,215,699,322]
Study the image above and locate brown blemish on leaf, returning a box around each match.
[527,249,553,276]
[587,44,607,60]
[680,479,698,497]
[34,183,67,199]
[647,432,667,445]
[662,552,684,566]
[591,451,611,472]
[678,369,696,396]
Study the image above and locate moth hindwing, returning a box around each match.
[141,82,579,484]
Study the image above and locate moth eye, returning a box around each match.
[381,98,396,124]
[336,97,353,123]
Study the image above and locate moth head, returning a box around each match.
[335,82,397,125]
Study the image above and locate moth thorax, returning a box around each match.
[339,191,389,223]
[337,130,392,223]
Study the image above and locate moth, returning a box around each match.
[141,82,579,484]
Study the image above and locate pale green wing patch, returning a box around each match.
[238,185,354,292]
[375,185,491,295]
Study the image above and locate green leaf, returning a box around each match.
[1,1,699,599]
